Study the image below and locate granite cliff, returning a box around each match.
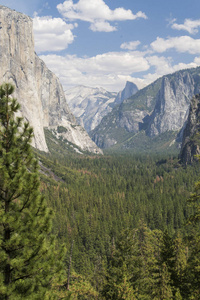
[147,72,196,137]
[91,68,200,152]
[179,94,200,164]
[0,5,102,154]
[114,81,138,105]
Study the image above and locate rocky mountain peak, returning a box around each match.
[90,67,200,153]
[65,81,138,134]
[115,81,138,105]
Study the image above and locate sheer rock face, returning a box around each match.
[0,5,102,154]
[91,67,200,150]
[179,94,200,164]
[114,81,138,105]
[147,72,196,137]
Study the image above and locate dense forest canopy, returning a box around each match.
[37,134,200,299]
[1,84,200,299]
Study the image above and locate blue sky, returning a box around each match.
[1,0,200,92]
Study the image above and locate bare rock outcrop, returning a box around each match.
[0,5,102,154]
[147,72,196,137]
[179,94,200,164]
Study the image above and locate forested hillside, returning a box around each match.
[1,2,200,299]
[35,130,200,299]
[90,67,200,153]
[1,85,200,299]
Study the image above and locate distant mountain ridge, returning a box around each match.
[65,86,117,132]
[90,67,200,153]
[65,81,138,132]
[0,5,102,155]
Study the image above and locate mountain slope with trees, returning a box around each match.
[90,67,200,153]
[37,134,200,299]
[1,83,200,299]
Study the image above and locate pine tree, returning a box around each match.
[0,83,63,299]
[184,178,200,298]
[101,229,138,299]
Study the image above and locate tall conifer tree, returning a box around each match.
[184,179,200,298]
[0,83,63,299]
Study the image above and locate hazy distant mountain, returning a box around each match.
[65,81,138,132]
[65,86,117,132]
[90,67,200,153]
[114,81,138,105]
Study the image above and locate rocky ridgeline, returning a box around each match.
[90,67,200,150]
[65,86,117,132]
[65,81,138,133]
[0,5,102,154]
[179,94,200,164]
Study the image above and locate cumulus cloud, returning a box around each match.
[39,50,200,92]
[194,56,200,64]
[120,41,141,50]
[39,51,150,91]
[33,15,76,53]
[57,0,147,32]
[90,21,117,32]
[171,18,200,34]
[151,36,200,54]
[138,56,197,88]
[146,55,197,77]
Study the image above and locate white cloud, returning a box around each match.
[194,56,200,64]
[147,56,173,74]
[151,36,200,54]
[146,55,197,77]
[39,50,200,91]
[57,0,147,32]
[39,51,150,91]
[120,41,141,50]
[171,18,200,34]
[90,21,117,32]
[33,15,76,53]
[143,60,198,86]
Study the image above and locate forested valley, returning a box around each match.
[1,84,200,299]
[37,133,200,299]
[1,2,200,298]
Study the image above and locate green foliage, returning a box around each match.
[50,271,98,299]
[102,229,138,299]
[35,145,200,298]
[28,105,200,299]
[123,76,162,112]
[102,225,174,300]
[183,175,200,298]
[0,84,63,299]
[1,81,200,299]
[57,126,68,133]
[109,130,179,155]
